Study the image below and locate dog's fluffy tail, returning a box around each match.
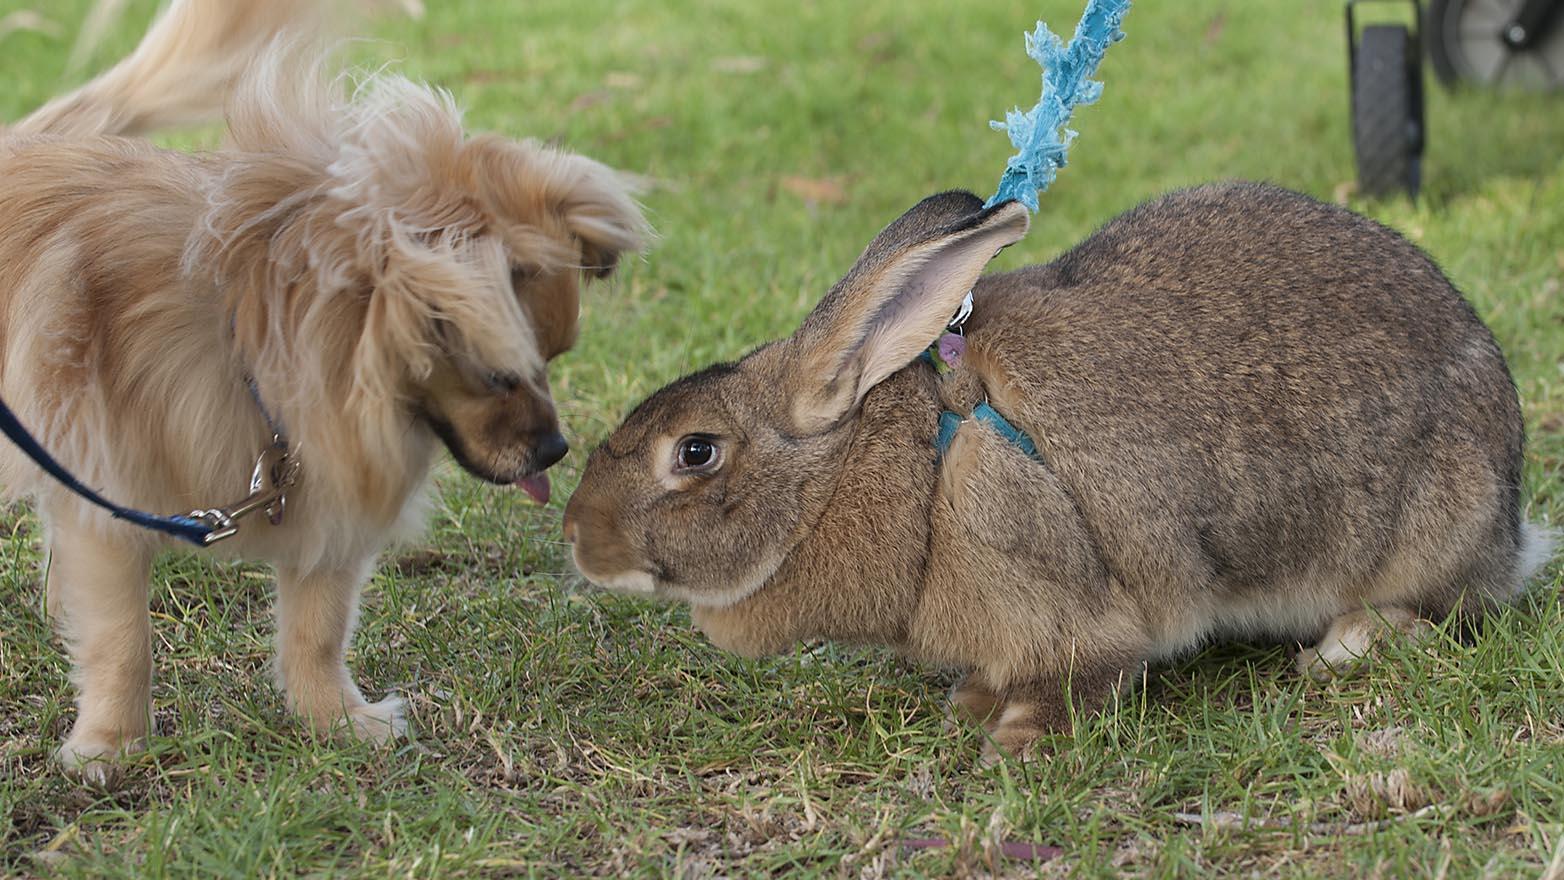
[14,0,321,139]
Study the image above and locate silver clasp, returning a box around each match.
[185,437,299,545]
[947,289,974,335]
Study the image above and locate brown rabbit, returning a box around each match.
[564,182,1554,762]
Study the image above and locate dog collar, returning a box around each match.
[180,375,301,544]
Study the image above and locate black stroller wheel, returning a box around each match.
[1353,24,1425,197]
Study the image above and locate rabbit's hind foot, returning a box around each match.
[1295,606,1434,682]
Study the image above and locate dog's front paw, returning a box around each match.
[56,733,142,787]
[345,695,407,744]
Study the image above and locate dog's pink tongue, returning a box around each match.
[517,473,551,505]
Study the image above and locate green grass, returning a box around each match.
[2,0,1562,876]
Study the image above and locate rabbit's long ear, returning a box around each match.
[785,193,1029,435]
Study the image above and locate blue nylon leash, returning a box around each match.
[0,399,215,545]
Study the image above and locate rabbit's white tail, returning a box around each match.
[1517,522,1559,586]
[13,0,321,139]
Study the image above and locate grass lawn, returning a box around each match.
[2,0,1563,876]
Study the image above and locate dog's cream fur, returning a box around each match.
[1,0,647,780]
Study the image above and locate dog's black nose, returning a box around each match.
[533,431,569,470]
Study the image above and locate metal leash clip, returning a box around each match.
[947,289,974,334]
[185,436,299,545]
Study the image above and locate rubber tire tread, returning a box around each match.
[1353,25,1419,198]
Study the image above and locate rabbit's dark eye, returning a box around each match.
[675,436,719,472]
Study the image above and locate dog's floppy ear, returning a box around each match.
[550,153,647,278]
[784,192,1029,435]
[554,157,649,278]
[464,136,650,279]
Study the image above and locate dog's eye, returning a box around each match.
[485,371,522,393]
[510,266,538,287]
[674,436,720,473]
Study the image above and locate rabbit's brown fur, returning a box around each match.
[566,182,1553,762]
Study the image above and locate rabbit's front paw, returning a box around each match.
[944,674,1002,733]
[691,605,793,658]
[978,702,1049,767]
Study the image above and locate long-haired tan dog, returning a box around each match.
[2,0,647,781]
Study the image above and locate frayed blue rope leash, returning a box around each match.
[986,0,1131,212]
[0,402,214,545]
[932,0,1131,460]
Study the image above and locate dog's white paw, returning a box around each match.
[345,696,407,744]
[56,734,140,787]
